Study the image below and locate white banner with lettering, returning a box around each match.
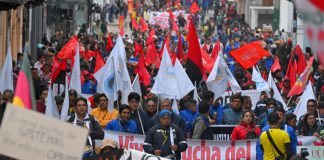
[100,131,319,160]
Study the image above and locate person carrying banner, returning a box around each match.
[222,94,244,125]
[179,99,198,138]
[256,107,297,160]
[191,100,214,140]
[128,92,150,134]
[259,112,293,160]
[67,97,104,158]
[149,98,185,130]
[105,104,137,134]
[144,109,188,160]
[231,110,261,141]
[90,94,119,128]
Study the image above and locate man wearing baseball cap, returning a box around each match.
[143,110,187,160]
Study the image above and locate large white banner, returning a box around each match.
[104,130,256,160]
[101,131,319,160]
[148,11,190,29]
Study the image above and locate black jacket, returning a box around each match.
[67,114,104,149]
[131,109,150,135]
[144,123,187,160]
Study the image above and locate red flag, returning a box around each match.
[56,36,79,59]
[159,34,171,59]
[186,20,207,83]
[81,50,95,61]
[177,33,184,60]
[134,42,143,57]
[146,43,160,68]
[229,41,270,69]
[211,40,221,59]
[271,56,281,72]
[310,0,324,11]
[119,16,125,36]
[131,17,140,30]
[146,29,155,45]
[106,34,113,52]
[173,21,179,32]
[136,52,151,86]
[140,17,149,32]
[190,1,200,14]
[94,50,105,73]
[168,10,175,21]
[13,52,36,110]
[201,48,216,73]
[51,56,66,84]
[288,56,314,97]
[295,45,307,75]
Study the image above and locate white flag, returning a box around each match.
[151,46,178,98]
[294,82,315,121]
[174,59,195,99]
[172,98,179,114]
[45,86,60,119]
[206,55,229,99]
[69,43,82,95]
[224,58,241,93]
[151,46,194,99]
[268,72,287,110]
[0,45,13,92]
[110,36,133,104]
[94,57,117,111]
[252,66,270,92]
[132,74,142,97]
[60,76,70,120]
[193,82,200,103]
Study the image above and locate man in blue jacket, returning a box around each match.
[179,99,198,138]
[105,105,137,133]
[256,107,297,160]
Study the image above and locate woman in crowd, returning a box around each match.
[231,110,261,141]
[300,112,320,136]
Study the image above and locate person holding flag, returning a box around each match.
[144,109,188,160]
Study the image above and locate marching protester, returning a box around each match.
[179,99,198,138]
[231,110,261,141]
[222,94,244,125]
[259,112,293,160]
[144,109,187,160]
[296,99,318,130]
[150,98,185,130]
[105,104,137,134]
[299,112,320,136]
[90,93,118,128]
[191,100,214,140]
[0,90,13,126]
[144,98,158,118]
[128,92,150,134]
[67,97,104,157]
[256,107,297,160]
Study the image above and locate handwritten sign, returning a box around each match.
[0,103,89,160]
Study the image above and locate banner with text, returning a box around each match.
[101,131,319,160]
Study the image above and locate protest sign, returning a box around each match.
[149,12,190,29]
[0,103,88,160]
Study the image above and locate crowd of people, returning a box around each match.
[0,0,323,159]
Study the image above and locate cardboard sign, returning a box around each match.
[0,103,89,160]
